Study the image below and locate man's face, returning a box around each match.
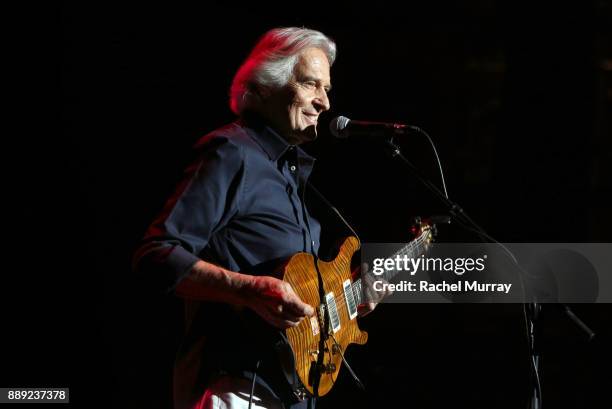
[262,47,332,145]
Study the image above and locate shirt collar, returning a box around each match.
[239,113,316,164]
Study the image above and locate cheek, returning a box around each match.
[289,97,305,118]
[287,89,312,128]
[293,90,311,108]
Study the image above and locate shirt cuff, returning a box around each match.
[165,245,201,293]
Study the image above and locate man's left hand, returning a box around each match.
[355,262,393,317]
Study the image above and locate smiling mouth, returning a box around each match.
[303,113,319,125]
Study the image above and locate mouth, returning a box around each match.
[302,112,319,126]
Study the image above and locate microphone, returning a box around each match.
[329,116,419,139]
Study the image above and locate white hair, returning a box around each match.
[229,27,336,115]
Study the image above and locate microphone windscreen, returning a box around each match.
[329,116,351,138]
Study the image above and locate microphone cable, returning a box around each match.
[369,119,544,407]
[407,126,544,408]
[411,126,449,199]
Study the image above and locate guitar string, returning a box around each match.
[320,233,429,315]
[309,236,427,337]
[329,234,428,313]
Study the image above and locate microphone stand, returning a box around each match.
[379,135,594,409]
[527,302,542,409]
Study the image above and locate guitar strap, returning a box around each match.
[306,182,367,394]
[307,182,363,397]
[272,183,367,402]
[273,331,307,402]
[306,182,361,244]
[311,251,327,399]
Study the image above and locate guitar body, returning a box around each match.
[274,221,433,398]
[282,236,368,397]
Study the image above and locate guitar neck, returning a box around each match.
[352,233,429,305]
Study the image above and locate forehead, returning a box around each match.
[294,47,331,83]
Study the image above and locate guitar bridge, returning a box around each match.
[317,304,328,340]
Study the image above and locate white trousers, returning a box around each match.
[195,375,284,409]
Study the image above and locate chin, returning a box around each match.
[295,125,318,143]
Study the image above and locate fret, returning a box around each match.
[352,279,362,306]
[353,231,430,304]
[383,234,427,281]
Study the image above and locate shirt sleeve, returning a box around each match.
[132,134,245,293]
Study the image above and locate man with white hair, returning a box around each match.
[134,27,361,408]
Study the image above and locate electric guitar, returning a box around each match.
[279,218,435,399]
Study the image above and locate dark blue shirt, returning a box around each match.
[134,116,321,409]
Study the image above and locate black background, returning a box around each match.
[20,1,612,408]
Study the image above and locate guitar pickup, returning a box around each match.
[325,292,341,333]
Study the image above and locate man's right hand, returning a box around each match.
[243,275,315,329]
[177,260,314,329]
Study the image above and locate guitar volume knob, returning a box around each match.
[325,363,336,373]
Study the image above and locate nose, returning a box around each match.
[313,89,330,113]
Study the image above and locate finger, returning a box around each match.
[285,297,314,317]
[281,286,314,317]
[357,303,373,317]
[276,315,304,329]
[280,308,306,323]
[263,310,302,329]
[269,302,306,323]
[281,318,302,329]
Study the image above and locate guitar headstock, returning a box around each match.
[411,215,451,246]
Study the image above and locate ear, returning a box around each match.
[249,84,271,100]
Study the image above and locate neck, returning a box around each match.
[352,233,429,305]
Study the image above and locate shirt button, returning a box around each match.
[290,165,297,172]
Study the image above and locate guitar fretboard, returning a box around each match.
[352,231,430,305]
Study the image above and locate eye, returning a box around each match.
[303,81,317,89]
